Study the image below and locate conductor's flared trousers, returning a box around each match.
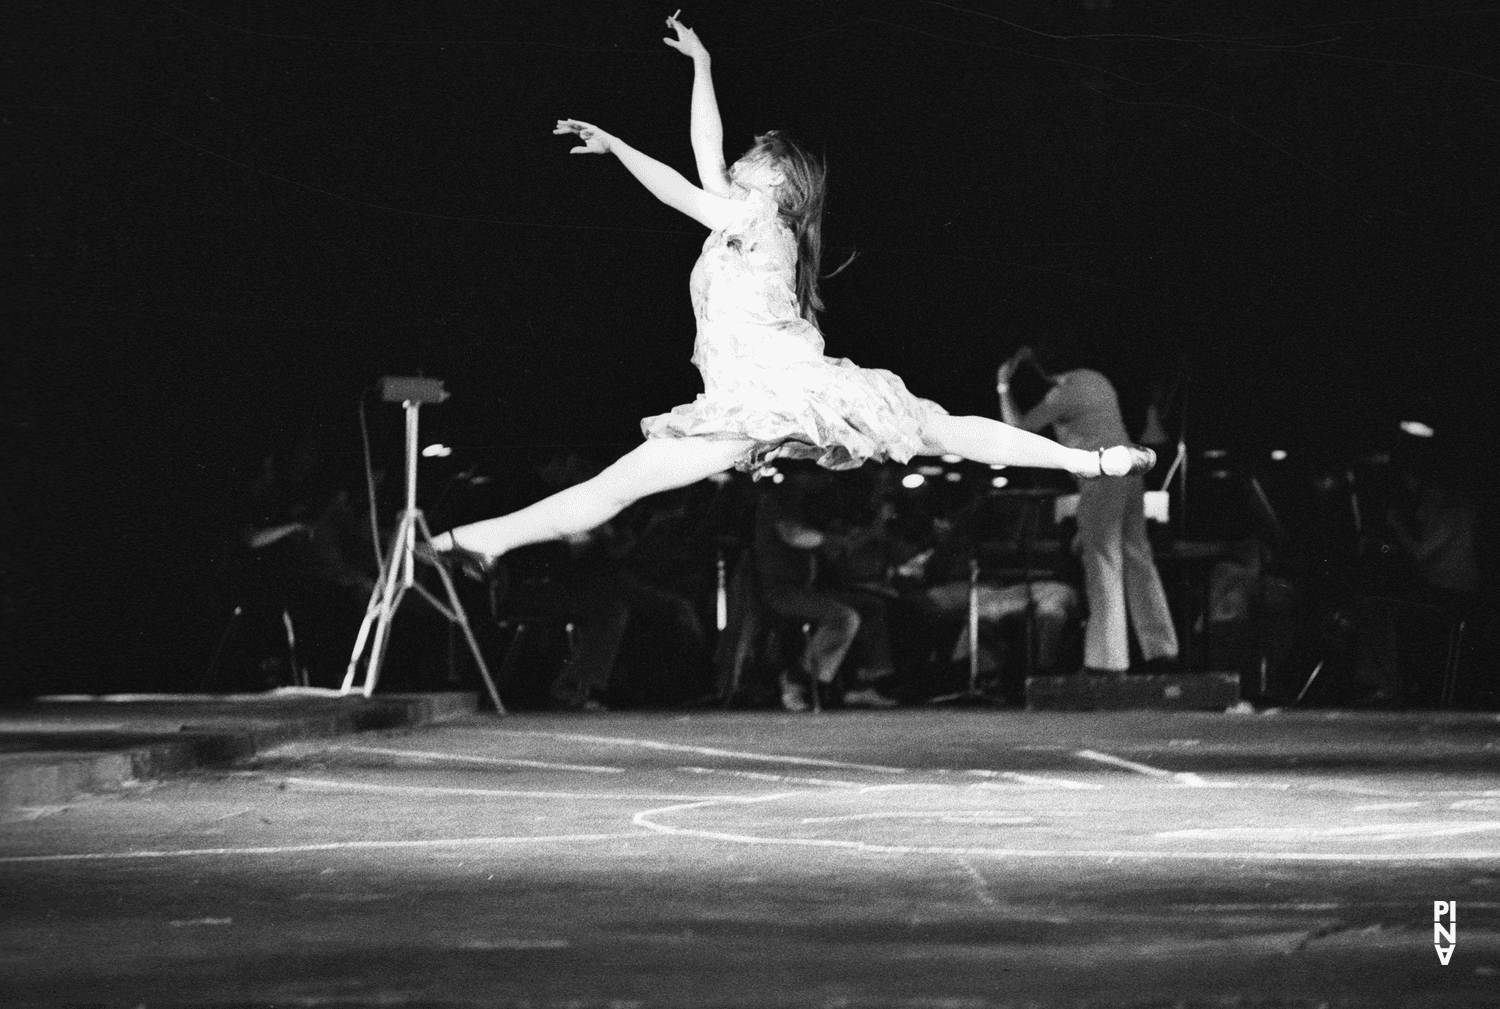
[1076,475,1179,672]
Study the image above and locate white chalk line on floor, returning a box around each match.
[0,832,649,864]
[332,745,624,774]
[630,797,1500,862]
[801,812,1037,825]
[279,776,736,802]
[1074,749,1211,786]
[508,730,907,774]
[1156,822,1500,841]
[963,769,1101,790]
[955,857,998,906]
[677,766,864,788]
[439,725,1254,790]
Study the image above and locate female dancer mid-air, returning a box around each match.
[431,13,1152,571]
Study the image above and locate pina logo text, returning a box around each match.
[1434,901,1457,965]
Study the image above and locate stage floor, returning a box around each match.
[4,708,1499,1006]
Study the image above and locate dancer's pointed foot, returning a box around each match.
[1090,444,1157,478]
[420,532,499,583]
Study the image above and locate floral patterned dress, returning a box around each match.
[640,187,947,474]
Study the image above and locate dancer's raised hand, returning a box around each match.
[663,10,709,60]
[554,119,615,154]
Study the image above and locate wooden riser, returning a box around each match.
[1024,672,1241,711]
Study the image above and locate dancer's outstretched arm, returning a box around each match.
[663,12,730,196]
[553,118,747,231]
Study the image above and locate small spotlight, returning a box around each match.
[901,473,926,489]
[1210,469,1232,480]
[1400,420,1436,439]
[422,444,452,458]
[1270,449,1288,462]
[918,465,944,477]
[945,472,962,483]
[1204,448,1228,459]
[941,454,963,464]
[771,472,785,484]
[988,463,1008,471]
[991,475,1009,489]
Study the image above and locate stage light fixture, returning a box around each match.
[422,444,452,458]
[991,476,1009,489]
[945,472,962,483]
[1270,449,1288,461]
[901,473,925,489]
[1400,420,1436,438]
[941,454,963,464]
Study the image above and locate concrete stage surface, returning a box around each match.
[3,707,1499,1007]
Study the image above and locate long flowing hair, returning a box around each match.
[751,130,847,324]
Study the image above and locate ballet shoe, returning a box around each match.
[1089,444,1157,479]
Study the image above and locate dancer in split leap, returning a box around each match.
[430,13,1152,573]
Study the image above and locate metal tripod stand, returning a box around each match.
[341,381,505,712]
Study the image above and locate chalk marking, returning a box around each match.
[677,766,863,788]
[800,812,1036,825]
[965,769,1101,790]
[1156,822,1500,840]
[1350,802,1424,811]
[956,857,997,906]
[510,730,906,774]
[3,806,72,823]
[631,799,1500,861]
[280,776,734,802]
[0,832,646,864]
[1074,749,1209,786]
[1174,902,1344,912]
[335,745,623,774]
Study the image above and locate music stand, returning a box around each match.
[340,377,505,712]
[930,485,1061,704]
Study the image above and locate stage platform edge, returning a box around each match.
[1024,672,1241,711]
[0,691,479,809]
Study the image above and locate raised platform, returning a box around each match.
[0,690,479,808]
[1024,671,1241,711]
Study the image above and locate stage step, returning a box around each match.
[1024,671,1241,711]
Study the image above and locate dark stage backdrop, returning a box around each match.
[7,0,1498,692]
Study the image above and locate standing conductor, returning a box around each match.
[998,348,1179,675]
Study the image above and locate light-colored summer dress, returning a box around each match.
[640,186,947,474]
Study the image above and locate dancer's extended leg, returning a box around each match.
[925,415,1098,475]
[439,436,755,558]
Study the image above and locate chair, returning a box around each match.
[1316,593,1478,708]
[713,550,816,709]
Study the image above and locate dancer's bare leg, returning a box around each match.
[437,436,755,558]
[925,414,1103,475]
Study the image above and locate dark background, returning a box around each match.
[7,0,1498,693]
